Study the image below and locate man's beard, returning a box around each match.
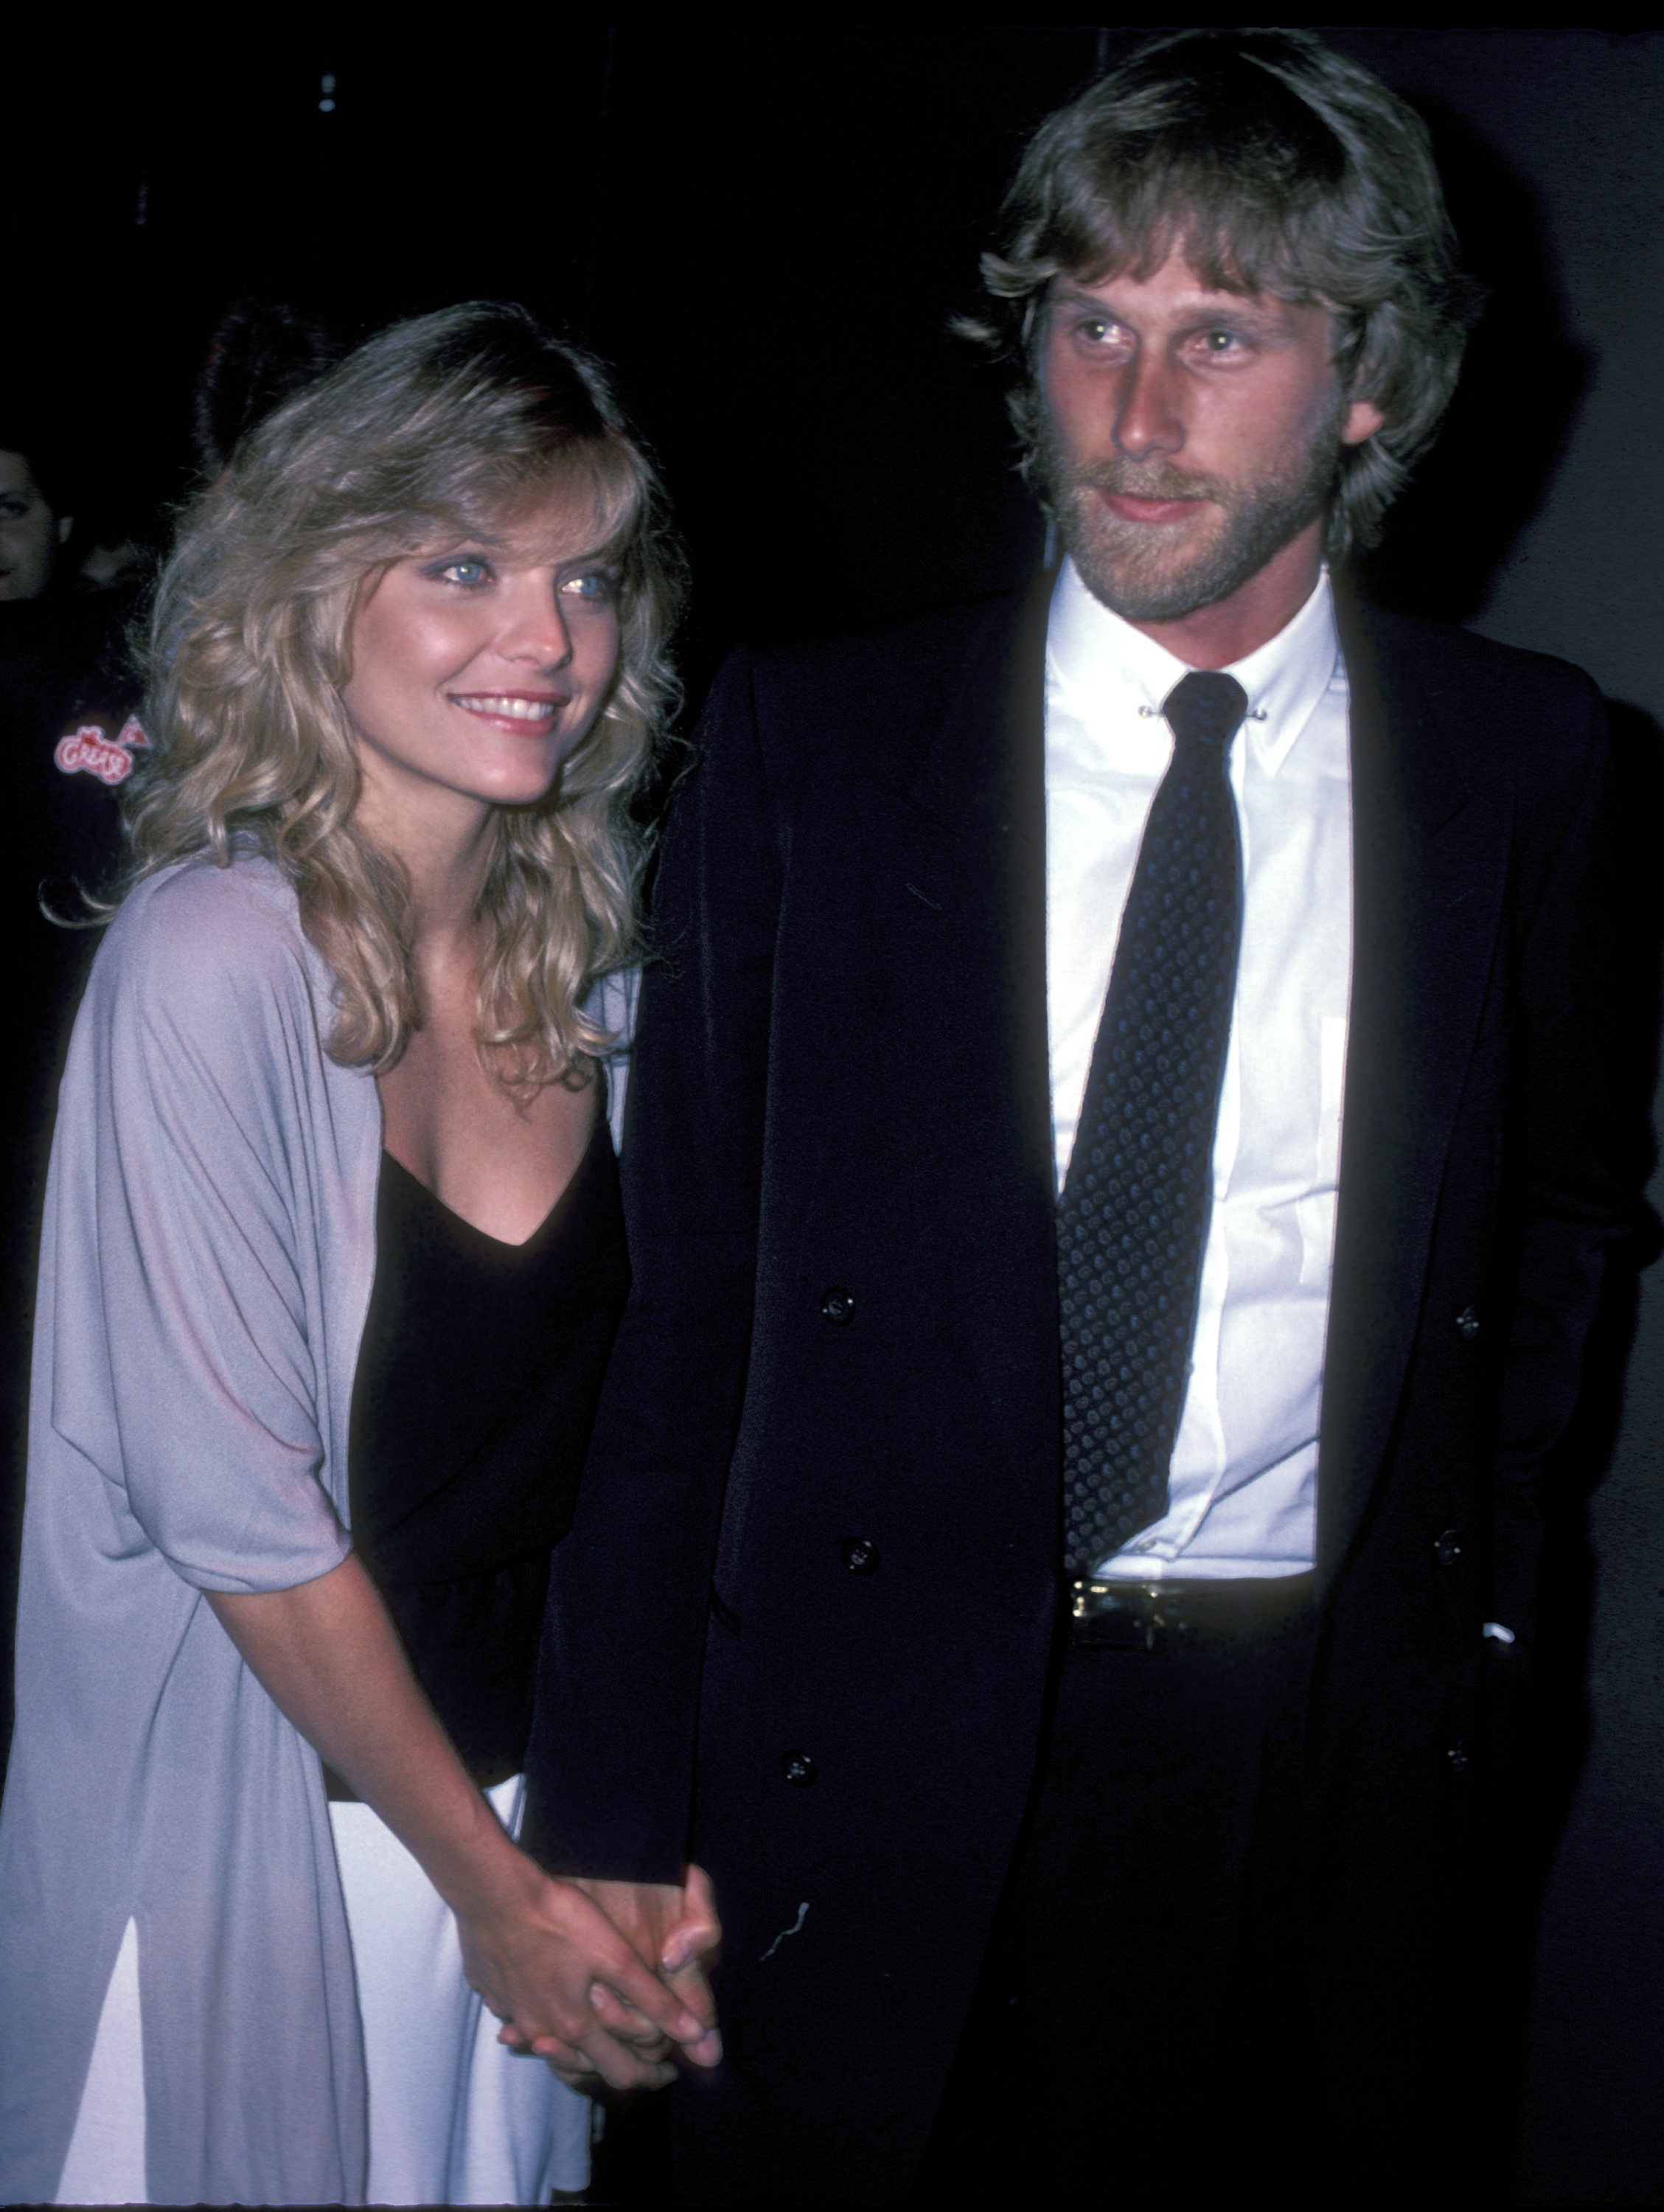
[1035,393,1347,625]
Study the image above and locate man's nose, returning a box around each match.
[1113,352,1186,462]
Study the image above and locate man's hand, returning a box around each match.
[498,1865,723,2084]
[456,1859,714,2093]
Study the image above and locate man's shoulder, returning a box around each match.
[730,587,1601,716]
[747,589,1026,677]
[711,591,1029,729]
[1346,597,1606,813]
[1354,599,1602,722]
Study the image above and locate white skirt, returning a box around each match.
[56,1775,592,2206]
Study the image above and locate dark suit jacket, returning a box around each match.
[525,581,1627,2202]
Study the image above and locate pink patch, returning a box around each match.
[55,726,137,786]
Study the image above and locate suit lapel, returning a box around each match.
[1317,586,1512,1587]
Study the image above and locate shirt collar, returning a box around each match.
[1046,556,1343,778]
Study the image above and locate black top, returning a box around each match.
[341,1099,629,1790]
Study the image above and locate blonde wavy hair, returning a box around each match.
[128,301,686,1088]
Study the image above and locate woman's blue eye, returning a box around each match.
[563,571,614,602]
[434,557,492,586]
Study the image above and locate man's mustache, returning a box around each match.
[1064,461,1228,505]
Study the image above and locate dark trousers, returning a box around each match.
[915,1595,1328,2206]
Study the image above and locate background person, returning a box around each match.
[519,31,1630,2205]
[0,303,717,2210]
[0,437,72,603]
[191,295,341,484]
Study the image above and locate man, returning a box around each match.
[523,29,1627,2203]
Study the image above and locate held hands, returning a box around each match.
[199,1566,718,2094]
[470,1863,722,2093]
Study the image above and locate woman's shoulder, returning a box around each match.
[106,850,303,968]
[94,852,325,1034]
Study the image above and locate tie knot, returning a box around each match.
[1162,670,1248,752]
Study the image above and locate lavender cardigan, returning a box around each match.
[0,855,633,2206]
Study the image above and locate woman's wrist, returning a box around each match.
[410,1788,548,1926]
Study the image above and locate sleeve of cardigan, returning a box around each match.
[46,865,353,1595]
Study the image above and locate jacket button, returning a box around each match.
[820,1287,855,1325]
[1455,1305,1480,1340]
[840,1537,880,1574]
[1434,1528,1463,1568]
[781,1750,817,1787]
[1447,1741,1469,1773]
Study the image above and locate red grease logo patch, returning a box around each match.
[54,715,150,786]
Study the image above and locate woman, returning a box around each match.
[0,304,718,2208]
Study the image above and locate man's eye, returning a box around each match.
[0,498,28,521]
[1070,316,1134,355]
[1201,330,1242,353]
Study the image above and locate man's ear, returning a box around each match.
[1342,396,1385,445]
[55,514,74,546]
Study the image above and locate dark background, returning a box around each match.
[10,27,1664,2204]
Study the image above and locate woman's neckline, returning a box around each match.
[380,1107,605,1253]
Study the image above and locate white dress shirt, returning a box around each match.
[1045,558,1351,1580]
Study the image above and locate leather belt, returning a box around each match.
[1068,1573,1315,1652]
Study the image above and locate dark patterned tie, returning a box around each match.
[1058,669,1249,1577]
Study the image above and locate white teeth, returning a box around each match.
[454,695,556,720]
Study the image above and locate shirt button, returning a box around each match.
[781,1750,818,1787]
[1455,1305,1480,1341]
[840,1538,880,1574]
[1434,1528,1463,1568]
[820,1287,855,1326]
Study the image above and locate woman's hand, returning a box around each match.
[450,1854,716,2091]
[498,1865,723,2081]
[206,1554,711,2092]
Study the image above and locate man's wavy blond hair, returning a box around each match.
[961,29,1483,560]
[128,301,685,1089]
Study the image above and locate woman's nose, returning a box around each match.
[501,582,572,668]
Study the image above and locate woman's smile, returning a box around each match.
[447,689,572,733]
